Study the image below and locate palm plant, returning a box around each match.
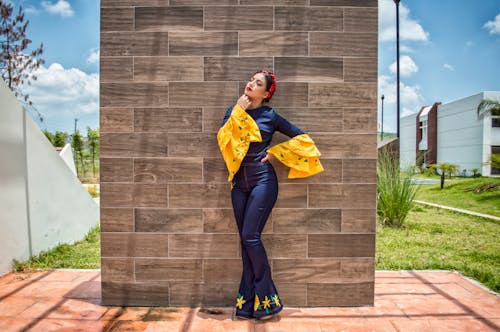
[477,99,500,117]
[430,163,459,189]
[471,168,479,177]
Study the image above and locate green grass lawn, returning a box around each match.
[12,203,500,293]
[377,204,500,292]
[415,177,500,217]
[13,226,100,271]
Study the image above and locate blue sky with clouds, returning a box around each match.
[4,0,500,134]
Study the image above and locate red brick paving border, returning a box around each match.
[0,270,498,331]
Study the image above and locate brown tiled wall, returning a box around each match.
[100,0,378,307]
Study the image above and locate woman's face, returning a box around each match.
[245,72,269,101]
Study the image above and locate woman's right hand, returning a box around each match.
[237,94,251,110]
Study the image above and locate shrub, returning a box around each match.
[471,168,480,177]
[377,149,419,228]
[422,166,437,177]
[87,184,99,198]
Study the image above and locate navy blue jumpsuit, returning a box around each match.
[221,104,304,318]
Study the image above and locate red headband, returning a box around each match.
[261,69,277,100]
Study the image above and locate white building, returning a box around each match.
[400,91,500,176]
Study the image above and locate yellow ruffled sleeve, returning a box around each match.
[217,104,262,182]
[267,133,324,178]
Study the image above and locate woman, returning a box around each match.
[217,70,323,320]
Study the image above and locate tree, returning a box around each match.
[0,1,44,117]
[86,127,99,179]
[54,131,68,147]
[444,163,459,179]
[471,168,479,178]
[71,130,84,176]
[430,163,459,189]
[43,129,54,144]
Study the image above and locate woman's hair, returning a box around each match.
[254,69,277,103]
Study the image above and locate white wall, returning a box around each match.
[438,92,500,176]
[0,79,31,274]
[437,93,484,174]
[399,113,417,171]
[0,79,99,275]
[59,144,77,176]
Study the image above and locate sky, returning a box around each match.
[3,0,500,134]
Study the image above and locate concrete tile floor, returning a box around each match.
[0,270,498,331]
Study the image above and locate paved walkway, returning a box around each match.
[415,200,500,222]
[0,270,498,331]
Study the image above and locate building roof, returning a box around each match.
[419,106,432,121]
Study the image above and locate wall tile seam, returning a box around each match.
[166,182,170,211]
[309,31,378,34]
[306,232,376,236]
[131,127,136,233]
[167,181,376,185]
[135,207,203,211]
[132,4,136,31]
[122,28,366,33]
[103,256,199,260]
[271,258,374,261]
[100,131,204,134]
[342,7,346,33]
[132,257,136,282]
[272,5,275,31]
[101,157,203,161]
[273,131,375,135]
[101,232,375,237]
[339,158,344,183]
[98,5,369,9]
[200,207,359,210]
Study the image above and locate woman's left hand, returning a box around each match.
[261,153,273,163]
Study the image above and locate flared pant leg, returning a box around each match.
[231,168,283,318]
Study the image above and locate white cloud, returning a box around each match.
[389,55,418,77]
[379,0,429,42]
[484,13,500,35]
[400,45,414,53]
[443,64,455,71]
[41,0,74,17]
[86,48,99,65]
[25,6,40,15]
[379,74,424,118]
[21,62,98,119]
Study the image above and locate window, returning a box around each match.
[492,146,500,175]
[492,116,500,128]
[420,120,428,140]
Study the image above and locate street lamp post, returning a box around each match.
[381,94,385,141]
[394,0,401,138]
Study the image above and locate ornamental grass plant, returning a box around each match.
[377,148,419,228]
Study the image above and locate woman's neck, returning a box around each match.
[248,100,263,110]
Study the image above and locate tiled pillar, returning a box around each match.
[100,0,378,307]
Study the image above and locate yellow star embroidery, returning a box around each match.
[235,295,246,309]
[254,294,260,311]
[272,295,281,307]
[262,296,271,309]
